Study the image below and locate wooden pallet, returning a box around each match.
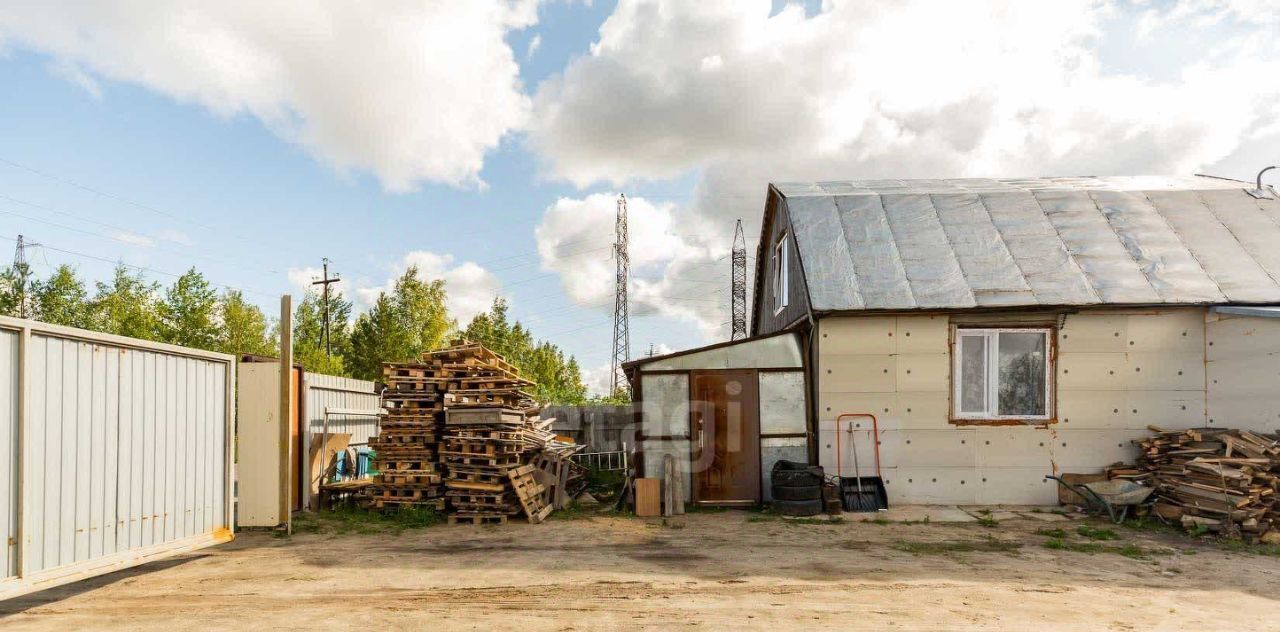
[509,464,552,524]
[444,453,522,467]
[448,513,508,525]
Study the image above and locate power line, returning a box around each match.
[0,234,277,299]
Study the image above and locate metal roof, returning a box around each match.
[771,175,1280,311]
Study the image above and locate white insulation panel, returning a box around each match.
[816,308,1241,505]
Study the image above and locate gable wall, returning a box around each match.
[753,197,810,335]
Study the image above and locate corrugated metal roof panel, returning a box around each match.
[777,176,1280,311]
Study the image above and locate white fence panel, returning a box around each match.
[0,317,235,600]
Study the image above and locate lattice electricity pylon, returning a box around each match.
[731,219,748,340]
[610,194,631,396]
[12,234,37,319]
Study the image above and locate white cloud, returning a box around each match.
[287,266,323,294]
[112,231,155,248]
[534,192,732,338]
[529,0,1280,336]
[581,361,614,397]
[527,34,542,60]
[0,0,539,191]
[355,251,503,324]
[156,229,194,246]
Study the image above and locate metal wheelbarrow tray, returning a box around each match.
[1045,475,1154,524]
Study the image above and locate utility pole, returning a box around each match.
[611,194,631,396]
[311,258,340,356]
[731,219,748,340]
[13,234,38,318]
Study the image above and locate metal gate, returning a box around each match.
[0,317,235,599]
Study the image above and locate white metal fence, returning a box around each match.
[0,317,235,600]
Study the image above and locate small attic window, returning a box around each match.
[773,233,789,313]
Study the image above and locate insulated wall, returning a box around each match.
[1,318,235,600]
[1207,310,1280,429]
[817,308,1211,505]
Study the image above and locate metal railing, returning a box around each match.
[571,450,629,471]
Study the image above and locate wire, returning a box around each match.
[0,234,277,299]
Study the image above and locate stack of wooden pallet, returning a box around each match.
[444,407,530,524]
[1134,426,1280,539]
[366,340,590,525]
[367,363,447,511]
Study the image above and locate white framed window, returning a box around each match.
[952,327,1053,421]
[773,233,789,313]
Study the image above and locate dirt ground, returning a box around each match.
[2,507,1278,631]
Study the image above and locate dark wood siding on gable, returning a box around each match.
[754,197,810,336]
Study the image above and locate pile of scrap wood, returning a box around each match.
[366,340,587,524]
[1123,426,1280,540]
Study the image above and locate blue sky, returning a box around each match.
[0,1,1277,393]
[0,0,700,382]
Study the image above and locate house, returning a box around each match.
[628,175,1280,506]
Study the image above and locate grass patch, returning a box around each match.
[975,516,1000,528]
[290,505,442,536]
[1042,538,1104,554]
[550,501,601,521]
[1034,527,1067,539]
[894,535,1022,556]
[1076,525,1118,541]
[784,516,845,526]
[1218,540,1280,556]
[1042,537,1166,559]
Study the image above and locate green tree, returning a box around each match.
[462,298,587,404]
[348,266,454,380]
[92,264,161,340]
[33,265,94,328]
[0,267,20,317]
[218,289,275,357]
[159,268,219,349]
[293,288,353,375]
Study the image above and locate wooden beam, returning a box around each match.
[278,295,293,534]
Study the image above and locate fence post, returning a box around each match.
[15,325,30,579]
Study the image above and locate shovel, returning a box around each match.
[843,424,880,512]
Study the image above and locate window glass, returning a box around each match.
[959,334,986,413]
[997,332,1046,416]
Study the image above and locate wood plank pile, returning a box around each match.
[1128,426,1280,539]
[366,340,587,525]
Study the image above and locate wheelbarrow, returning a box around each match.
[1044,475,1154,524]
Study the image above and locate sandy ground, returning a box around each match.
[2,507,1278,631]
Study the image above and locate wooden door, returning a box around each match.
[691,370,760,505]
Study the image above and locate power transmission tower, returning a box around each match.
[731,219,748,340]
[610,194,631,396]
[311,258,341,356]
[13,234,38,318]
